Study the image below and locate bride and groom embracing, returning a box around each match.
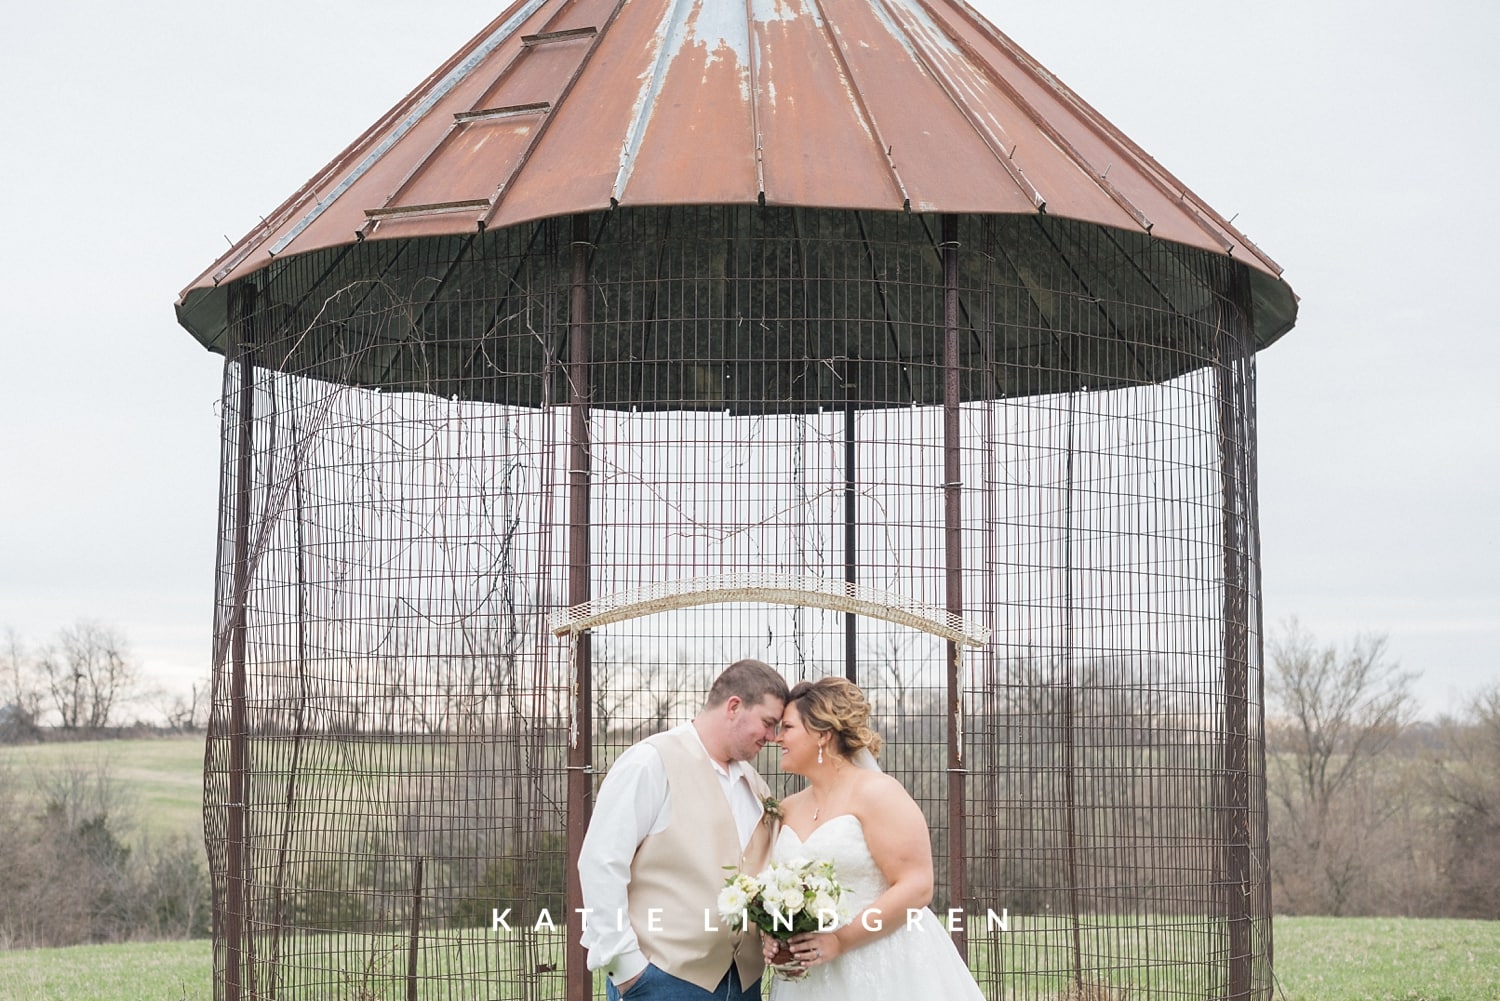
[578,659,984,1000]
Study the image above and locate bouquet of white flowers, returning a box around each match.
[719,857,846,977]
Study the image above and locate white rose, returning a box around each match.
[718,884,750,922]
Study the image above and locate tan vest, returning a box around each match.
[628,728,773,992]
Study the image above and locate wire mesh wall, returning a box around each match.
[205,206,1269,1000]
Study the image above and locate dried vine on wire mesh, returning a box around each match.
[206,206,1269,1000]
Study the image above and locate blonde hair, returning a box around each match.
[786,677,882,759]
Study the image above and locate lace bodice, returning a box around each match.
[773,814,888,915]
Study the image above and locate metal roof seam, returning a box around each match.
[484,2,627,229]
[882,0,1045,211]
[365,7,563,232]
[938,16,1155,235]
[204,23,495,287]
[948,2,1268,267]
[812,0,911,211]
[613,0,699,205]
[745,0,767,203]
[269,0,550,257]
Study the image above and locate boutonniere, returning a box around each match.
[761,795,784,827]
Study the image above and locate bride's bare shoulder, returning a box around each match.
[851,768,910,804]
[781,787,812,807]
[778,787,814,821]
[852,771,930,851]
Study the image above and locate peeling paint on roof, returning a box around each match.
[685,0,754,70]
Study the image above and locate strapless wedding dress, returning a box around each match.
[769,814,985,1000]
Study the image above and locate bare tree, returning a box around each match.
[1429,685,1500,918]
[591,642,627,741]
[29,748,138,833]
[1264,618,1417,914]
[156,681,207,732]
[590,643,696,744]
[640,649,695,737]
[34,621,141,730]
[864,629,921,730]
[0,628,43,739]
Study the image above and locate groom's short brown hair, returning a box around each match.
[704,658,788,709]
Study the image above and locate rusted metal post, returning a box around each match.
[844,397,858,682]
[1217,266,1256,1001]
[1247,324,1274,983]
[224,280,258,1001]
[565,213,595,1001]
[406,857,424,1001]
[940,215,967,952]
[1061,391,1085,989]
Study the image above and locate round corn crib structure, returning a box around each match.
[177,4,1296,1001]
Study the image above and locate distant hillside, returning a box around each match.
[0,734,204,844]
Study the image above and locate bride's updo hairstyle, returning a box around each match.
[786,677,883,759]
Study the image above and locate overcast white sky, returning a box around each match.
[1,1,1495,718]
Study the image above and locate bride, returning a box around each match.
[763,677,985,999]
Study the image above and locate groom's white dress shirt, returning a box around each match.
[578,722,766,985]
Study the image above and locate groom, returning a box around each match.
[578,658,788,1000]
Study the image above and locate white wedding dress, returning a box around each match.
[769,814,986,1000]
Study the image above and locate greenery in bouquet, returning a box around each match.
[718,857,847,941]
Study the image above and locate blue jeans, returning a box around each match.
[607,963,761,1001]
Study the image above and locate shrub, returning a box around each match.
[0,754,211,947]
[294,861,373,932]
[451,832,567,927]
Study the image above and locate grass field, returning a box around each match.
[0,917,1496,1001]
[0,735,204,842]
[0,939,209,1001]
[1269,917,1500,1001]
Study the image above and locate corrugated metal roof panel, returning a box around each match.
[752,11,907,208]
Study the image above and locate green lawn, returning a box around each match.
[0,939,210,1001]
[0,918,1496,1001]
[1271,917,1500,1001]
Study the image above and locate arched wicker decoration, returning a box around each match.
[178,2,1295,1000]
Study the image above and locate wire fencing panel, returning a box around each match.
[206,207,1268,999]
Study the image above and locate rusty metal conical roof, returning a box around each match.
[178,0,1296,365]
[182,1,1289,279]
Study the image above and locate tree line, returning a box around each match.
[1,616,1496,951]
[1264,620,1500,919]
[1,621,205,738]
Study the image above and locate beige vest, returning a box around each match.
[628,728,773,992]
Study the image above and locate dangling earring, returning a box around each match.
[818,743,824,765]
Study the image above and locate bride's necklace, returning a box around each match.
[810,773,850,822]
